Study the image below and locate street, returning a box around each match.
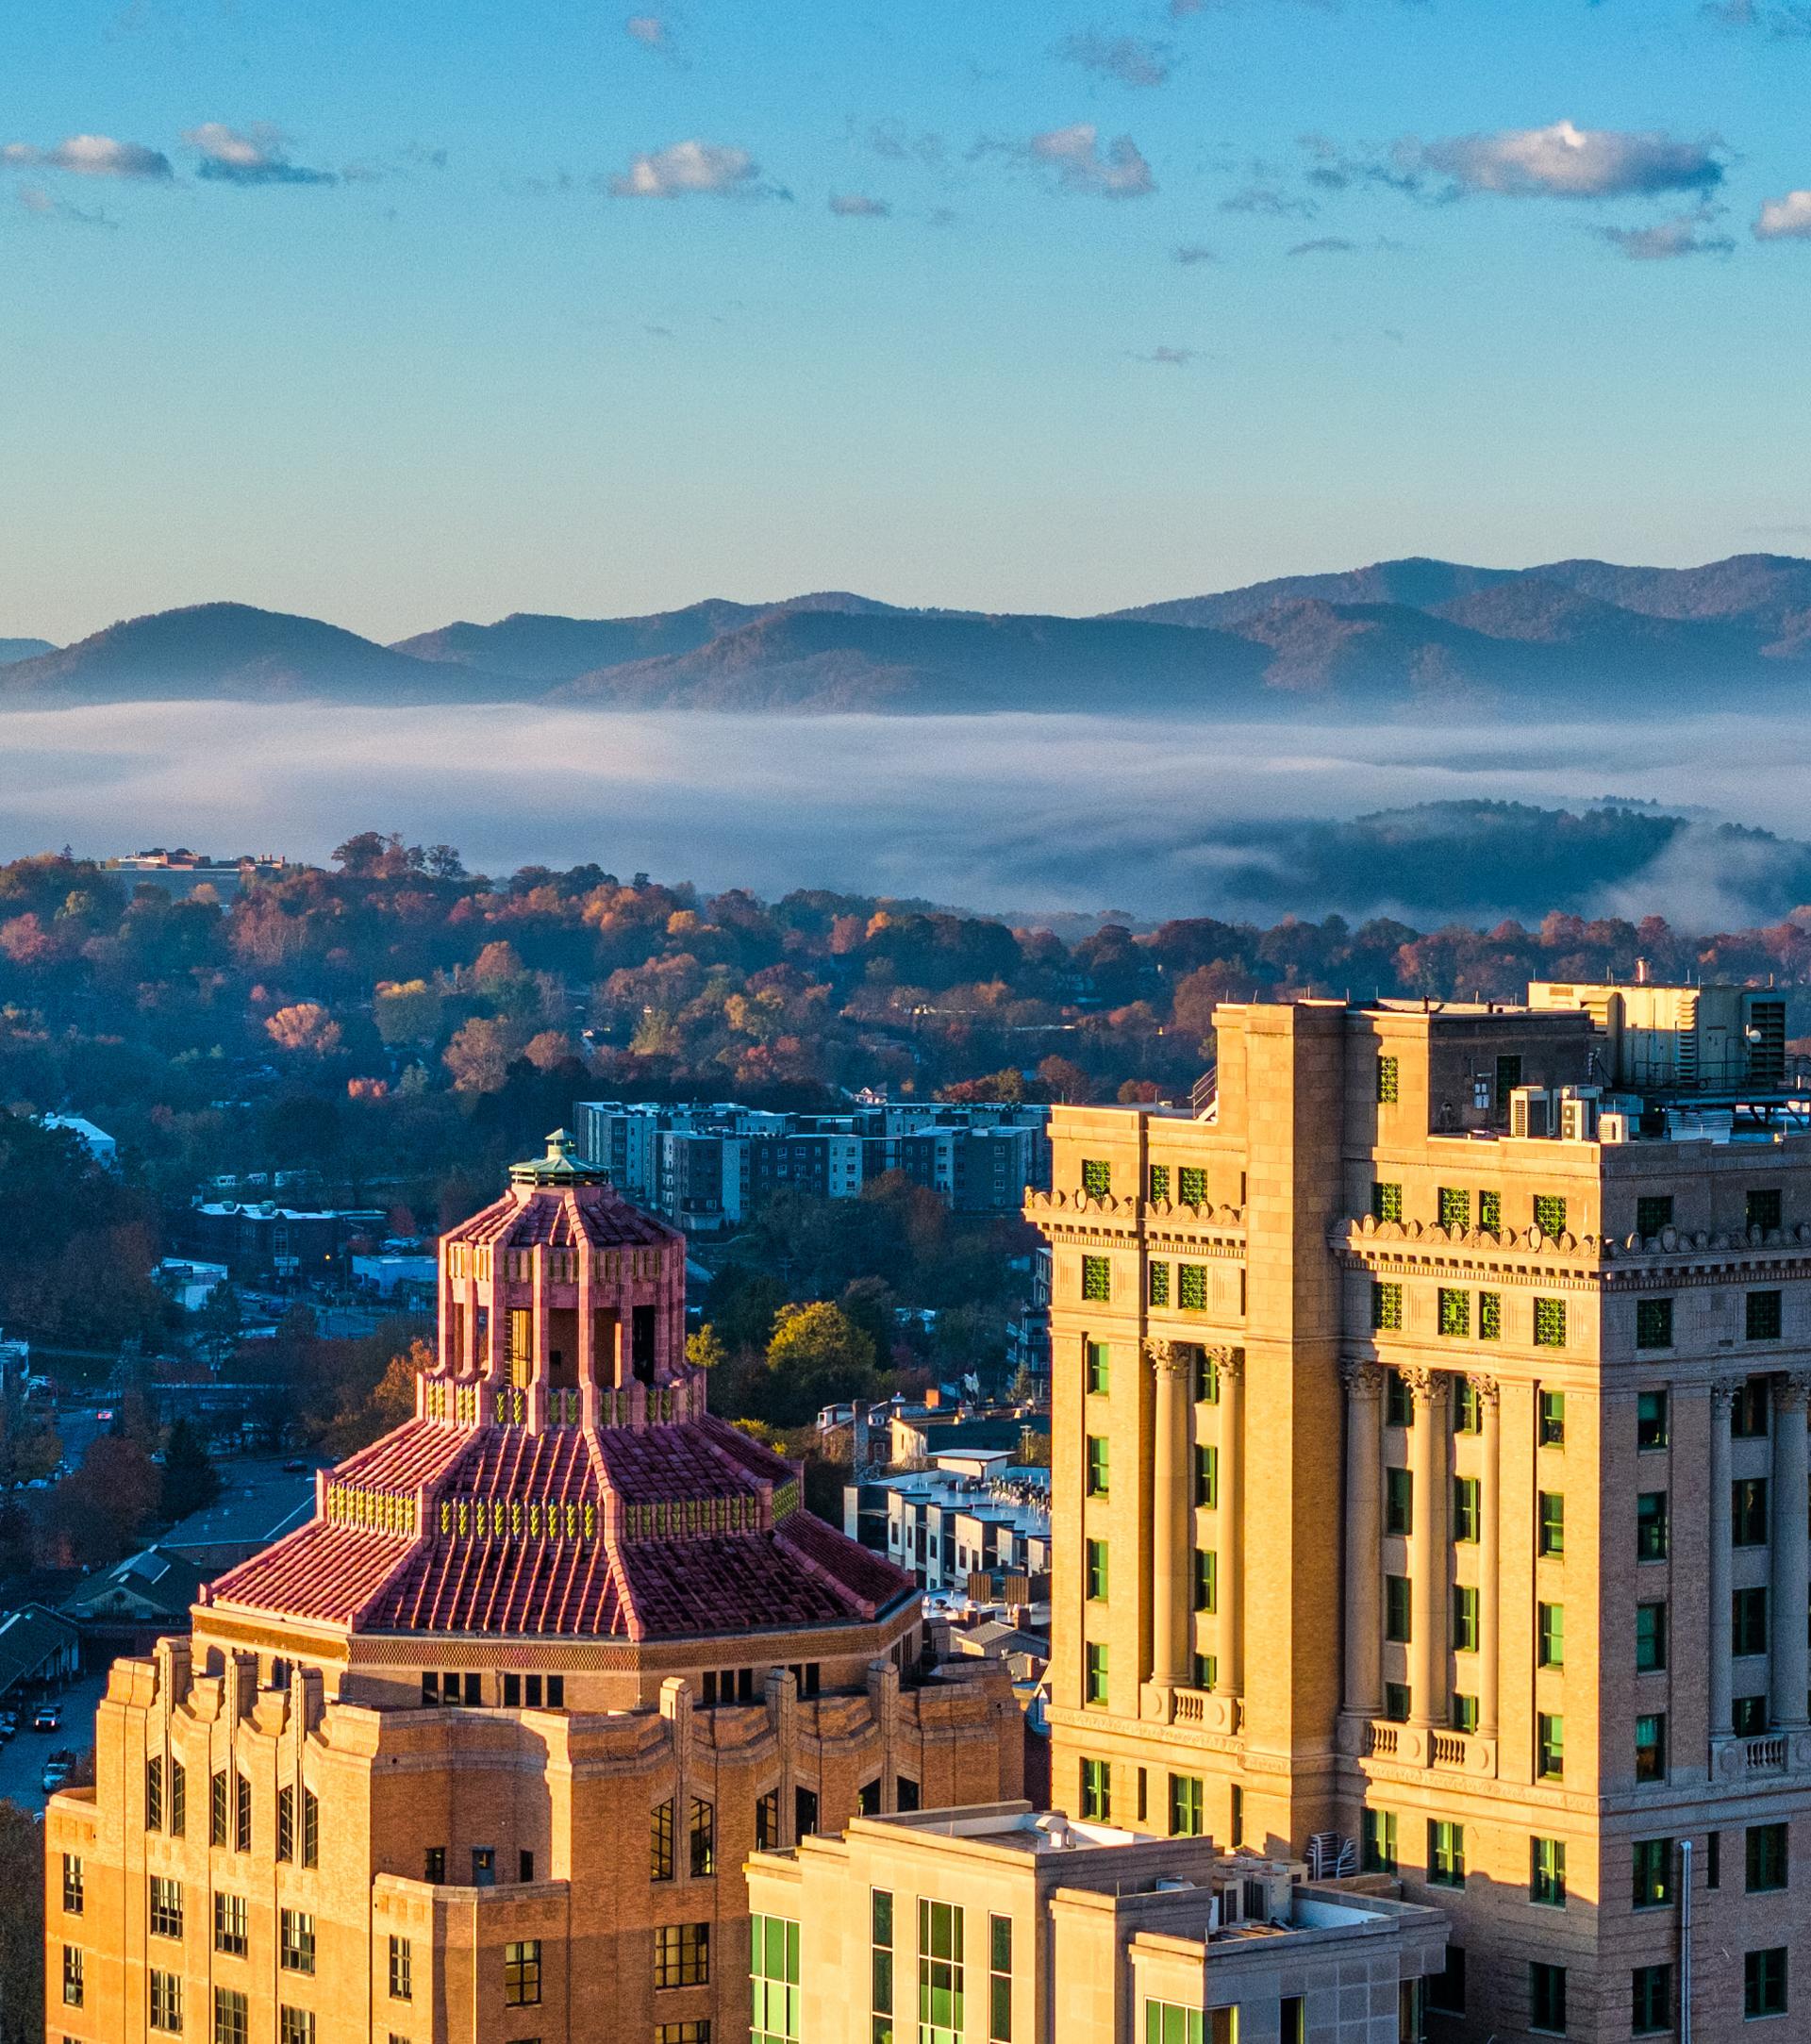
[0,1666,108,1816]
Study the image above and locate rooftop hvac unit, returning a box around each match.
[1509,1087,1553,1139]
[1599,1111,1631,1145]
[1557,1087,1602,1142]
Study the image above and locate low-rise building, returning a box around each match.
[745,1803,1450,2044]
[0,1603,81,1703]
[156,1258,230,1312]
[180,1200,386,1279]
[847,1461,1052,1600]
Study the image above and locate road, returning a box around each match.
[0,1667,108,1815]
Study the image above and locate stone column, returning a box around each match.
[1476,1377,1502,1741]
[1218,1348,1245,1703]
[1711,1382,1735,1743]
[1341,1360,1386,1721]
[1147,1339,1192,1691]
[1406,1368,1441,1728]
[1771,1374,1811,1730]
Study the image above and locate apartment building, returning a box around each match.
[1031,984,1810,2043]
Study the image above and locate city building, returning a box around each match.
[0,1603,81,1705]
[47,1133,1019,2044]
[845,1461,1052,1601]
[574,1099,1052,1234]
[1030,981,1811,2042]
[180,1199,388,1280]
[42,1113,118,1167]
[744,1803,1450,2044]
[106,850,289,901]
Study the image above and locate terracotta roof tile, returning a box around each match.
[451,1184,678,1252]
[210,1522,413,1626]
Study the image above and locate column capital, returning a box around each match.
[1710,1379,1739,1415]
[1467,1373,1502,1410]
[1401,1364,1440,1406]
[1775,1371,1811,1414]
[1143,1338,1192,1379]
[1339,1357,1387,1399]
[1211,1343,1246,1384]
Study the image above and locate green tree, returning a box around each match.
[686,1324,729,1371]
[159,1415,223,1523]
[761,1301,882,1428]
[0,1798,44,2044]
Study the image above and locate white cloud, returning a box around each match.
[1754,190,1811,241]
[1058,31,1174,88]
[1598,208,1735,260]
[606,140,764,198]
[1,134,172,179]
[625,15,667,45]
[828,193,890,217]
[1027,125,1155,198]
[16,183,116,226]
[185,124,336,186]
[1413,120,1723,200]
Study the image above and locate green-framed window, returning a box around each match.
[1454,1379,1482,1433]
[1632,1963,1671,2036]
[1533,1194,1567,1238]
[916,1900,965,2044]
[1195,1443,1219,1508]
[1494,1055,1522,1107]
[1193,1549,1217,1614]
[1533,1297,1566,1348]
[1372,1181,1404,1223]
[1085,1437,1109,1498]
[1085,1538,1109,1603]
[1085,1341,1110,1395]
[1478,1189,1502,1231]
[1386,1575,1412,1642]
[1748,1188,1784,1234]
[1081,1255,1110,1304]
[1637,1390,1669,1449]
[1733,1477,1769,1547]
[1531,1836,1566,1907]
[1636,1601,1667,1672]
[1178,1263,1207,1312]
[1081,1158,1111,1200]
[1144,2002,1203,2044]
[1385,1369,1412,1427]
[1371,1282,1404,1333]
[1377,1055,1399,1105]
[1383,1682,1410,1723]
[1632,1837,1673,1909]
[1635,1713,1667,1782]
[1385,1467,1413,1536]
[1192,1652,1217,1691]
[1168,1773,1204,1837]
[1733,1586,1769,1658]
[1451,1693,1478,1734]
[1637,1490,1668,1560]
[1537,1601,1564,1669]
[1428,1820,1465,1887]
[1438,1288,1470,1338]
[1636,1194,1673,1238]
[1537,1712,1565,1780]
[1079,1758,1110,1820]
[1148,1261,1171,1307]
[751,1915,801,2044]
[1747,1288,1784,1341]
[872,1887,893,2038]
[1744,1948,1787,2019]
[1452,1585,1479,1653]
[1746,1821,1787,1893]
[987,1916,1012,2044]
[1147,1165,1171,1204]
[1362,1808,1397,1873]
[1437,1187,1470,1232]
[1636,1297,1673,1350]
[1084,1642,1109,1706]
[1177,1166,1206,1208]
[1478,1289,1502,1340]
[1452,1476,1480,1543]
[1530,1963,1566,2036]
[1538,1490,1565,1556]
[1538,1390,1566,1447]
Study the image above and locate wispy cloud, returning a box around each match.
[867,122,945,166]
[1173,242,1219,265]
[186,124,337,186]
[1288,236,1357,256]
[606,140,773,199]
[1221,183,1315,218]
[1703,0,1811,35]
[1057,31,1175,87]
[1,134,172,179]
[1135,345,1196,364]
[828,192,890,217]
[1754,190,1811,241]
[1409,120,1724,200]
[16,183,117,226]
[1597,206,1735,260]
[1024,125,1155,198]
[625,15,668,46]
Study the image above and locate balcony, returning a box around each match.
[1711,1731,1811,1780]
[1358,1718,1497,1779]
[1139,1682,1243,1741]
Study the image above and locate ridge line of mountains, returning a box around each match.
[7,553,1811,715]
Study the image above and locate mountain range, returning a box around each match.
[6,553,1810,715]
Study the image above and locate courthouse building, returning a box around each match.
[46,1135,1020,2044]
[1031,979,1811,2043]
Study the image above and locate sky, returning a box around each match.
[3,0,1809,645]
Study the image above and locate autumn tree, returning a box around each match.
[266,1001,343,1055]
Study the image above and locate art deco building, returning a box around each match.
[1032,985,1811,2043]
[46,1136,1020,2044]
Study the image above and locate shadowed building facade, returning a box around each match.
[1033,990,1811,2044]
[46,1136,1019,2044]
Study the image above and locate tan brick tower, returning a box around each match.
[46,1134,1018,2044]
[1034,989,1811,2043]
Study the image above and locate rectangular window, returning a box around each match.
[1386,1574,1412,1642]
[651,1799,675,1882]
[1085,1436,1109,1499]
[1453,1585,1479,1653]
[1748,1289,1784,1342]
[1079,1758,1111,1821]
[1453,1475,1480,1543]
[1454,1378,1482,1434]
[1744,1948,1787,2019]
[213,1894,247,1957]
[987,1916,1011,2043]
[1437,1187,1470,1232]
[149,1969,183,2034]
[1451,1692,1478,1734]
[1533,1297,1567,1349]
[1748,1188,1784,1235]
[750,1915,799,2044]
[214,1988,248,2044]
[1637,1491,1669,1561]
[1147,1261,1170,1308]
[1178,1262,1207,1312]
[1736,1693,1769,1736]
[1478,1289,1501,1340]
[1084,1642,1109,1706]
[1177,1166,1206,1208]
[1084,1340,1109,1395]
[1385,1467,1413,1537]
[1371,1282,1403,1333]
[1632,1964,1672,2036]
[1372,1181,1404,1223]
[210,1770,227,1848]
[1636,1601,1668,1672]
[1080,1255,1110,1303]
[1530,1963,1567,2036]
[390,1936,413,2001]
[1537,1712,1565,1780]
[1635,1713,1668,1783]
[277,1785,294,1863]
[1384,1681,1411,1723]
[1385,1369,1411,1429]
[279,1909,315,1974]
[1080,1158,1111,1200]
[1537,1601,1564,1669]
[1637,1390,1670,1450]
[1148,1165,1170,1204]
[1438,1288,1470,1338]
[61,1854,83,1916]
[1636,1194,1673,1237]
[62,1946,83,2009]
[1193,1549,1217,1614]
[1362,1808,1397,1874]
[1533,1194,1568,1239]
[149,1877,183,1940]
[1195,1350,1219,1404]
[1479,1190,1502,1231]
[1495,1055,1522,1107]
[1168,1773,1204,1837]
[505,1940,542,2006]
[1735,1377,1771,1437]
[1734,1477,1770,1548]
[146,1755,164,1833]
[235,1772,251,1853]
[278,2010,314,2044]
[1735,1586,1769,1658]
[1538,1491,1565,1557]
[1747,1821,1788,1893]
[1427,1948,1466,2017]
[1530,1836,1566,1907]
[424,1847,445,1883]
[1195,1443,1219,1508]
[1377,1055,1399,1105]
[1192,1652,1217,1691]
[303,1789,321,1870]
[1636,1297,1673,1350]
[689,1797,716,1878]
[872,1886,894,2036]
[1143,2002,1203,2044]
[755,1790,779,1853]
[916,1901,964,2044]
[1428,1820,1466,1887]
[1085,1538,1109,1603]
[1538,1391,1566,1446]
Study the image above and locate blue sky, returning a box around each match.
[4,0,1809,643]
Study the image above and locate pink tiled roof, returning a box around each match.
[363,1534,629,1636]
[593,1421,762,1504]
[335,1420,474,1491]
[451,1182,677,1252]
[210,1522,413,1626]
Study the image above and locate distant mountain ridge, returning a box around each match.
[0,638,55,666]
[7,553,1809,714]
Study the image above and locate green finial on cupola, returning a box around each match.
[508,1128,607,1188]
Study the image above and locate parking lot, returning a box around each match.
[0,1668,108,1814]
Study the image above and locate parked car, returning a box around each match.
[33,1703,61,1732]
[41,1760,71,1794]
